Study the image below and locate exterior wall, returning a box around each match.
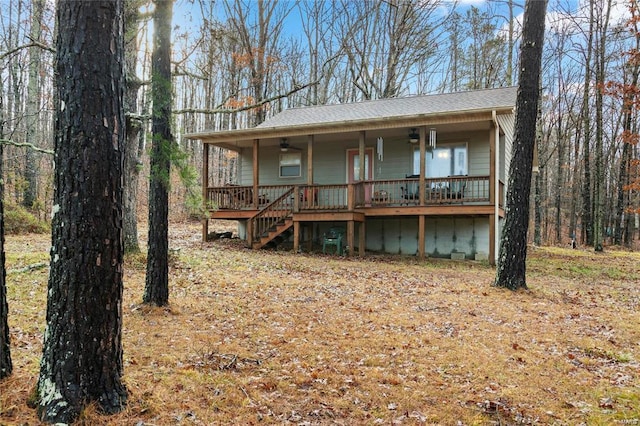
[238,129,494,186]
[235,216,490,259]
[365,216,490,258]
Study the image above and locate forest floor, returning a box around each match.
[1,220,639,425]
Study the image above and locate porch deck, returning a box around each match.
[206,176,502,219]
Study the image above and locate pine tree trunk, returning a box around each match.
[0,141,10,379]
[143,0,173,306]
[123,0,143,254]
[36,1,127,422]
[494,0,547,290]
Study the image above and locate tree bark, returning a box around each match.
[23,0,45,209]
[143,0,173,306]
[494,0,547,290]
[581,1,595,246]
[36,1,127,422]
[0,107,10,379]
[592,0,612,252]
[123,0,143,254]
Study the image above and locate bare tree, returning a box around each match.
[495,0,548,290]
[593,0,613,252]
[36,0,127,422]
[23,0,45,209]
[336,0,442,100]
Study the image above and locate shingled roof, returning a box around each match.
[258,86,517,129]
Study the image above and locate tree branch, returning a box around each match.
[0,41,54,61]
[0,139,53,155]
[173,80,317,116]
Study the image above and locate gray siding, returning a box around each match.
[238,129,493,185]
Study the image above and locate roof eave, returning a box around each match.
[183,106,515,145]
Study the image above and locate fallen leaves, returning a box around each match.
[1,222,640,425]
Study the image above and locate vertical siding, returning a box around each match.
[496,113,515,187]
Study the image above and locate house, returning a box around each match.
[184,86,517,264]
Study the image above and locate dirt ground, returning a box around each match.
[1,220,639,425]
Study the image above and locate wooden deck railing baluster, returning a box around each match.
[207,176,493,216]
[250,187,295,243]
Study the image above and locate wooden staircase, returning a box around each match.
[250,187,295,250]
[252,218,293,249]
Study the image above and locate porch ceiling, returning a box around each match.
[185,110,500,151]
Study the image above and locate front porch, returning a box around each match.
[202,176,504,261]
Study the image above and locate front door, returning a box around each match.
[347,148,374,204]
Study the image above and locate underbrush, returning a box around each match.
[4,202,50,234]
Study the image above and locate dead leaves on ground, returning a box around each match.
[1,222,639,425]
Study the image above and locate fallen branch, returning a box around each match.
[9,262,48,273]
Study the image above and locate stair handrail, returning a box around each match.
[250,187,295,243]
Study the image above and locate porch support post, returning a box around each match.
[418,215,425,258]
[253,139,259,208]
[489,214,496,266]
[246,219,253,248]
[307,135,314,185]
[293,221,300,253]
[347,221,355,256]
[358,221,365,256]
[202,143,210,242]
[358,131,365,181]
[419,127,426,206]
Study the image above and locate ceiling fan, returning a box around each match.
[280,138,301,152]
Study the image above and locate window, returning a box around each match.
[279,152,301,178]
[413,143,467,177]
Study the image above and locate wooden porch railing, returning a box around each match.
[250,187,295,243]
[207,176,493,212]
[358,175,491,207]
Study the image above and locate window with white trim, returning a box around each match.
[279,152,301,178]
[413,143,468,177]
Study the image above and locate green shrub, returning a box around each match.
[4,202,50,234]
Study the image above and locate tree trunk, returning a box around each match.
[592,0,612,252]
[534,165,542,246]
[23,0,45,209]
[143,0,173,306]
[0,95,10,379]
[581,1,595,246]
[494,0,547,290]
[123,0,143,254]
[36,1,127,422]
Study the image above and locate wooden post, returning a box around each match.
[293,185,300,212]
[358,221,365,256]
[293,221,300,253]
[419,127,426,206]
[253,139,259,208]
[358,131,365,182]
[246,219,253,248]
[347,221,355,256]
[202,143,209,242]
[307,135,314,185]
[347,184,355,210]
[418,215,425,258]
